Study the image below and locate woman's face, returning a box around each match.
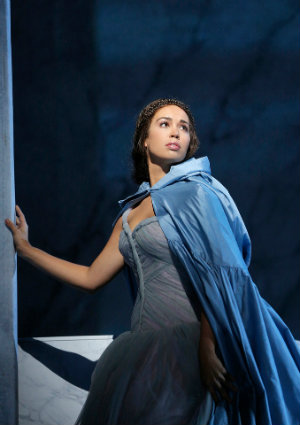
[144,105,191,167]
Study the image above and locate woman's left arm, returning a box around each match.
[199,311,237,404]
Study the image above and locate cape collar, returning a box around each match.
[118,156,211,209]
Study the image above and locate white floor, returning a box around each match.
[18,335,113,425]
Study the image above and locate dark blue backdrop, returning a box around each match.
[12,0,300,338]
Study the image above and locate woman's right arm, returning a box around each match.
[4,205,124,292]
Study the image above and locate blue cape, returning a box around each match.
[114,156,300,424]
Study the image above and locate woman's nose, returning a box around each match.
[170,126,180,138]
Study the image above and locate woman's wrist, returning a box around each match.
[199,335,216,353]
[200,311,216,352]
[17,240,33,258]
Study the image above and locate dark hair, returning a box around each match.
[131,98,199,184]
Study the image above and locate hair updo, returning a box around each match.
[131,98,200,184]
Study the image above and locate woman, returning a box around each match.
[5,99,300,424]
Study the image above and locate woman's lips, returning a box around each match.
[166,142,180,151]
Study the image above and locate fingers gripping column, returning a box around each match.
[0,1,18,424]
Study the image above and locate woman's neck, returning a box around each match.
[148,161,171,187]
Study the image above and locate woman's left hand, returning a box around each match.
[198,342,237,404]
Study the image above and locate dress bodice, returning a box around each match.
[119,208,199,332]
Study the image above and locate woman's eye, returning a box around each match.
[160,121,169,127]
[180,125,189,132]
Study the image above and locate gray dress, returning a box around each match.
[75,208,213,425]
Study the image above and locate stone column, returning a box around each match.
[0,0,18,424]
